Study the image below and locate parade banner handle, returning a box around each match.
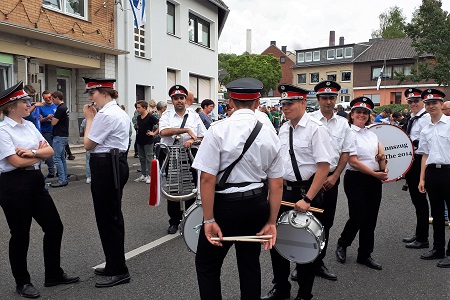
[149,159,160,206]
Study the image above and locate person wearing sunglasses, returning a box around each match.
[401,88,431,250]
[335,96,388,271]
[417,89,450,267]
[159,85,207,234]
[0,82,79,298]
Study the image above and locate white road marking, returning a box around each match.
[92,232,180,269]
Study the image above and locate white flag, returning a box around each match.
[376,66,384,91]
[129,0,146,29]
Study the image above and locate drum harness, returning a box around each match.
[215,121,264,192]
[405,111,428,149]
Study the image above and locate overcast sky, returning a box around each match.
[218,0,450,54]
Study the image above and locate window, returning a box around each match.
[327,49,334,60]
[190,74,211,103]
[134,25,146,57]
[372,66,392,79]
[167,69,177,97]
[341,71,351,82]
[340,95,350,102]
[394,92,402,104]
[280,56,286,64]
[167,2,175,34]
[327,74,337,81]
[336,48,343,59]
[344,47,353,58]
[364,94,381,106]
[404,65,412,75]
[313,51,320,61]
[297,52,304,63]
[310,73,319,84]
[42,0,87,19]
[297,73,306,84]
[189,13,210,47]
[305,52,312,62]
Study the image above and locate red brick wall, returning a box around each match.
[262,45,294,97]
[1,0,115,47]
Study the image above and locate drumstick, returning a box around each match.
[210,237,269,242]
[280,201,324,213]
[213,235,272,240]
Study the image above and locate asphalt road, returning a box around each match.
[1,174,450,300]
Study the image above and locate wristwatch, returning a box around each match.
[31,150,37,157]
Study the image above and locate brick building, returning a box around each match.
[261,41,294,97]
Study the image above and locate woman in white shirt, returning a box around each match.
[335,97,388,271]
[0,82,78,299]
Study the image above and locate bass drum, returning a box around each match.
[180,201,203,253]
[368,124,414,182]
[274,210,325,264]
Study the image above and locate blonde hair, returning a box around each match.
[148,99,157,108]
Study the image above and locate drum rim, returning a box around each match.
[180,202,203,253]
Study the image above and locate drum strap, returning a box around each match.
[289,127,303,181]
[406,111,428,135]
[173,114,189,145]
[216,121,263,191]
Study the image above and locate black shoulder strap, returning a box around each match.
[289,126,302,181]
[180,113,189,129]
[216,121,263,189]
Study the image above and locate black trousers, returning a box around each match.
[196,191,269,300]
[338,170,382,259]
[0,169,64,285]
[425,166,450,254]
[404,155,429,242]
[157,148,196,226]
[90,155,129,275]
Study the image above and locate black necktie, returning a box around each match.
[406,116,417,135]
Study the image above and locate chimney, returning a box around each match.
[270,41,276,46]
[281,46,287,53]
[246,29,252,54]
[339,37,345,45]
[329,31,335,47]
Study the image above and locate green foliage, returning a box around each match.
[220,53,282,97]
[373,103,409,114]
[372,6,407,39]
[405,0,450,86]
[218,53,237,71]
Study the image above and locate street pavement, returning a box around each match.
[1,153,450,299]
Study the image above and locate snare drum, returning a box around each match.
[180,201,203,253]
[274,210,325,264]
[368,124,414,182]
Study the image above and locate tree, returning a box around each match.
[372,6,407,39]
[218,53,237,71]
[220,53,282,97]
[404,0,450,86]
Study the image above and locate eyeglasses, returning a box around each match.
[172,96,185,101]
[319,96,336,101]
[407,99,420,104]
[353,109,369,115]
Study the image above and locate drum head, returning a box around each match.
[368,124,414,182]
[181,204,203,253]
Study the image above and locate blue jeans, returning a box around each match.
[86,151,91,178]
[42,132,55,175]
[137,143,153,176]
[53,136,68,183]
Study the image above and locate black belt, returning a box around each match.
[284,179,313,187]
[90,152,127,158]
[428,164,450,169]
[18,166,39,171]
[215,188,265,200]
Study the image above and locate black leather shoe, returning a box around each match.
[293,297,308,300]
[94,267,107,276]
[315,265,337,281]
[290,268,297,281]
[402,235,416,243]
[46,173,55,178]
[356,257,382,270]
[167,225,178,234]
[44,273,80,287]
[68,155,75,160]
[437,257,450,268]
[95,272,131,288]
[50,181,68,188]
[16,283,40,299]
[405,240,429,249]
[260,286,290,300]
[335,245,346,263]
[420,249,446,260]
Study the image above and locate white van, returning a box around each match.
[336,102,351,109]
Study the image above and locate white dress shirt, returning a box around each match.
[310,111,355,172]
[409,107,431,142]
[192,109,284,193]
[278,113,332,181]
[417,114,450,165]
[255,109,276,132]
[0,116,44,172]
[88,101,131,153]
[347,124,379,171]
[159,108,207,146]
